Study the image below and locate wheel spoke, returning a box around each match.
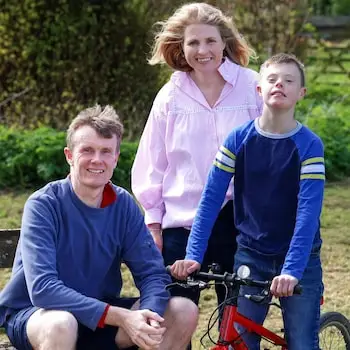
[319,312,350,350]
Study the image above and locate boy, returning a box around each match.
[171,53,325,349]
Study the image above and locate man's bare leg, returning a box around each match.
[26,309,78,350]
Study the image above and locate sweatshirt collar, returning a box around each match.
[67,175,117,208]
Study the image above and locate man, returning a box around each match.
[0,105,198,350]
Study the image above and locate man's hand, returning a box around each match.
[270,274,298,297]
[147,223,163,252]
[121,309,166,350]
[170,259,201,280]
[148,319,163,344]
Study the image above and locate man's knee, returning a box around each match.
[27,309,78,347]
[164,296,198,331]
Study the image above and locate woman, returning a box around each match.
[132,2,262,308]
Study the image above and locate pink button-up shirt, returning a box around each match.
[132,59,263,229]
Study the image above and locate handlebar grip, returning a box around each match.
[294,284,302,295]
[166,265,172,274]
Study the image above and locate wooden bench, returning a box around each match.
[0,229,20,350]
[0,229,19,269]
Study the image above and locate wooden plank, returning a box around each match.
[309,15,350,29]
[0,229,20,268]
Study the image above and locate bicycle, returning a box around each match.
[166,264,350,349]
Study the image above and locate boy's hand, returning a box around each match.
[171,260,201,280]
[270,274,298,297]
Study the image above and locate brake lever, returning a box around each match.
[187,278,209,290]
[166,279,209,291]
[244,288,271,304]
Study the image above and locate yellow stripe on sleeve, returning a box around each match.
[213,160,235,173]
[220,146,236,160]
[300,174,326,180]
[301,157,324,166]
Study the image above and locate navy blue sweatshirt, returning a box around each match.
[0,179,171,329]
[186,119,325,280]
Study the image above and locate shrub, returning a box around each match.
[296,82,350,123]
[0,0,166,139]
[304,103,350,180]
[1,115,349,190]
[0,127,138,190]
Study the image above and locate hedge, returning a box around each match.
[0,126,138,190]
[0,108,349,190]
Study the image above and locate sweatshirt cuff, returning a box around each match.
[280,269,301,281]
[144,208,163,225]
[97,304,111,328]
[185,253,202,265]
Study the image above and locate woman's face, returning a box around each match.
[183,23,225,74]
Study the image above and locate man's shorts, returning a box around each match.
[4,297,138,350]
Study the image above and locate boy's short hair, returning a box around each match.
[67,105,124,152]
[260,53,305,87]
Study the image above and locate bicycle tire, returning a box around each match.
[319,311,350,350]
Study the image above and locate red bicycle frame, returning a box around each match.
[211,304,287,350]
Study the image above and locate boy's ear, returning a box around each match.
[299,87,307,99]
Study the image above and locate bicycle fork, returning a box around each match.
[212,284,248,350]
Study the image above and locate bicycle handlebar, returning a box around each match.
[166,266,302,295]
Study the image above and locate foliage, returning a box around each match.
[0,0,166,139]
[296,81,350,121]
[231,0,312,61]
[310,0,350,15]
[0,126,138,190]
[294,82,350,180]
[304,104,350,180]
[1,97,350,191]
[0,0,349,140]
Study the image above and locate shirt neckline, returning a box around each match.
[254,118,302,139]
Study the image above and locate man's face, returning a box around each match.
[258,62,306,111]
[64,125,119,190]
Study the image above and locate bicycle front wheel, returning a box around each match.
[319,311,350,350]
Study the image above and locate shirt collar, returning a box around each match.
[171,57,240,88]
[100,182,117,208]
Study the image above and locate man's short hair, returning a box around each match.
[67,105,124,152]
[260,53,306,87]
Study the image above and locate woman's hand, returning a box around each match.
[147,223,163,252]
[170,260,201,280]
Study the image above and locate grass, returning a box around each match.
[0,180,350,348]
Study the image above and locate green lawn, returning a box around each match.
[0,180,350,348]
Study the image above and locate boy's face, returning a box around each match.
[257,63,306,111]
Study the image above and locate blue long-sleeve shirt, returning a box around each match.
[186,119,325,280]
[0,179,171,330]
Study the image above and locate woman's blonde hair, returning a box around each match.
[148,2,255,71]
